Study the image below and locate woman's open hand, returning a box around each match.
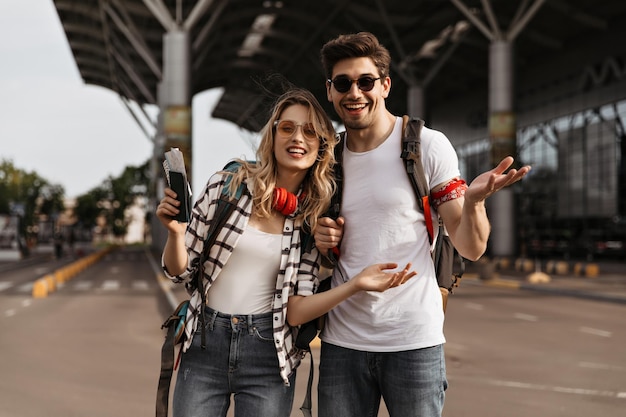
[353,262,417,292]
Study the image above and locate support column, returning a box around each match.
[487,40,516,256]
[407,85,425,119]
[152,29,191,250]
[162,29,192,184]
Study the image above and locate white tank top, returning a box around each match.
[206,224,282,314]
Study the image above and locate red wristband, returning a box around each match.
[432,179,467,208]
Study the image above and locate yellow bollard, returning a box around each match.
[45,275,56,292]
[574,262,584,275]
[555,261,569,275]
[54,269,66,284]
[585,263,599,278]
[32,279,48,298]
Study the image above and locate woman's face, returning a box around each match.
[273,104,321,175]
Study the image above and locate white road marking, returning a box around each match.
[101,280,120,291]
[0,282,13,292]
[465,302,484,310]
[17,283,32,292]
[578,362,626,372]
[449,375,626,399]
[74,282,92,291]
[487,379,625,399]
[579,326,612,338]
[132,280,149,291]
[514,313,538,322]
[4,309,16,317]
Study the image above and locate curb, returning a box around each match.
[31,245,116,298]
[463,274,626,305]
[506,257,601,278]
[145,247,179,310]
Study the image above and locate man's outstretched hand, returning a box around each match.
[464,156,531,204]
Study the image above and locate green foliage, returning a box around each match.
[0,159,65,236]
[74,160,151,237]
[0,158,151,241]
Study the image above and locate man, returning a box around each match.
[314,32,531,417]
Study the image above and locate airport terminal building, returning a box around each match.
[53,0,625,260]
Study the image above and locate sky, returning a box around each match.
[0,0,255,200]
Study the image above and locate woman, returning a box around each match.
[156,88,414,417]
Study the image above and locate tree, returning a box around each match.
[0,159,65,237]
[73,160,150,239]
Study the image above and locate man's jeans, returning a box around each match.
[173,307,295,417]
[318,342,447,417]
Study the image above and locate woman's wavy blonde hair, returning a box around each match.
[224,88,337,233]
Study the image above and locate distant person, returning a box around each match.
[67,227,76,257]
[155,87,413,417]
[313,32,532,417]
[53,229,64,259]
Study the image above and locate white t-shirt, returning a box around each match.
[321,116,460,351]
[206,224,281,314]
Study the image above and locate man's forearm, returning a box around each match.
[455,201,490,261]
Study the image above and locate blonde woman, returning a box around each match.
[156,87,414,417]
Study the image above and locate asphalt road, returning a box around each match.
[442,282,625,417]
[1,246,624,417]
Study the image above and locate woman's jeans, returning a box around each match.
[173,307,295,417]
[318,342,447,417]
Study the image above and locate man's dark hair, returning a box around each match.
[320,32,391,80]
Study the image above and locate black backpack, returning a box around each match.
[399,116,465,309]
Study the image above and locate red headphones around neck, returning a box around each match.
[272,187,303,216]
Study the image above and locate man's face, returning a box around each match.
[326,57,390,130]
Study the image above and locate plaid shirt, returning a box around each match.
[162,171,320,385]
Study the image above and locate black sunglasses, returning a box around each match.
[328,76,381,93]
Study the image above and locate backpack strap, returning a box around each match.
[399,116,466,295]
[320,135,344,264]
[400,116,435,244]
[328,134,344,221]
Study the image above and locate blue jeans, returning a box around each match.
[318,342,447,417]
[173,307,295,417]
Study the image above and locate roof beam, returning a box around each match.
[548,0,608,30]
[192,0,229,52]
[106,0,162,78]
[507,0,547,41]
[61,22,104,41]
[184,0,215,31]
[481,0,503,40]
[373,0,416,84]
[142,0,175,30]
[450,0,496,41]
[54,0,99,19]
[110,47,156,103]
[234,0,353,127]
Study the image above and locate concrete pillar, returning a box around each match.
[152,29,192,251]
[488,40,516,256]
[407,85,425,119]
[162,29,192,184]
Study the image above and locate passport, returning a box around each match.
[163,148,191,222]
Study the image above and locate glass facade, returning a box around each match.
[457,100,626,260]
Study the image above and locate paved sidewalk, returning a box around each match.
[463,258,626,304]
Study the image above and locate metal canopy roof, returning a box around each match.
[53,0,626,133]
